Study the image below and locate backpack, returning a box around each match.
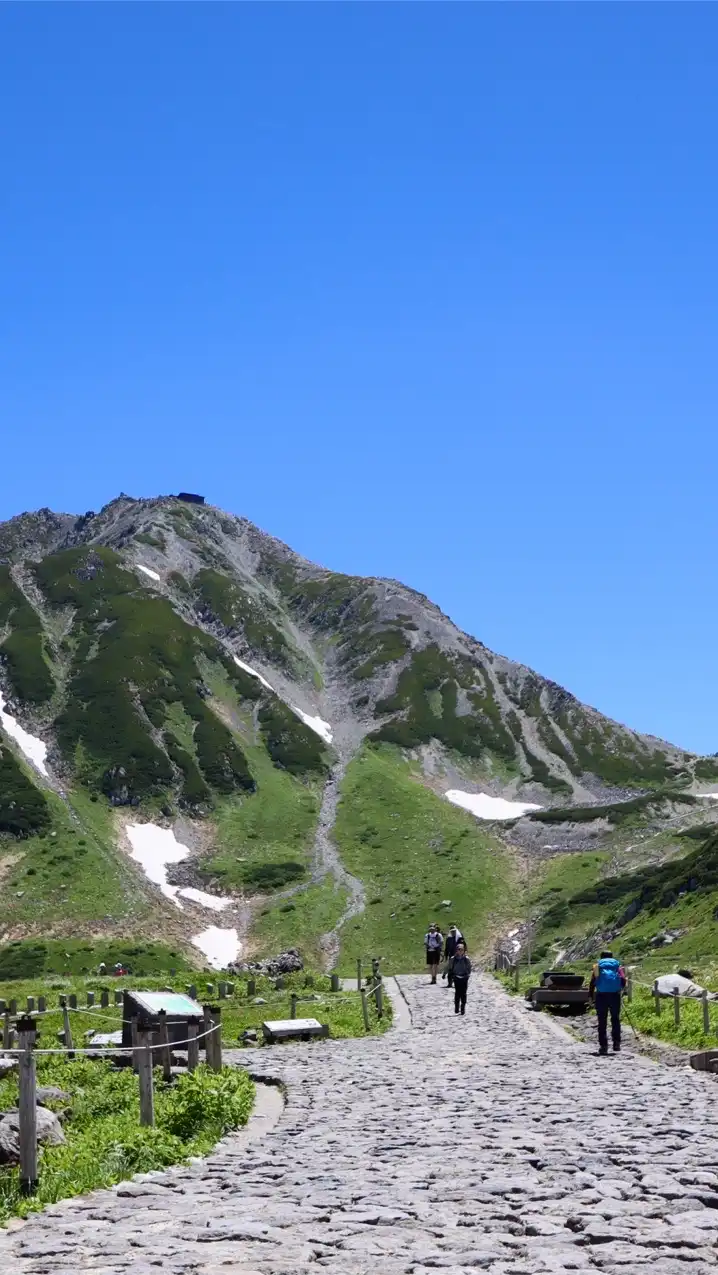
[596,957,622,993]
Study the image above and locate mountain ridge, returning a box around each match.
[1,492,717,974]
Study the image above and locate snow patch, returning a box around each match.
[0,690,48,777]
[444,789,543,821]
[233,656,273,691]
[697,792,718,801]
[136,563,161,582]
[289,704,333,745]
[192,926,241,969]
[178,886,231,912]
[125,823,189,909]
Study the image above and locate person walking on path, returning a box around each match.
[450,942,472,1015]
[425,924,444,984]
[443,924,463,987]
[589,950,626,1055]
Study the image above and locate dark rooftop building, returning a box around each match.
[176,492,205,505]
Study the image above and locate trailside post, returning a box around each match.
[158,1010,172,1082]
[653,981,662,1015]
[187,1022,199,1072]
[17,1016,38,1195]
[673,988,681,1026]
[357,958,362,991]
[60,997,75,1059]
[702,988,710,1035]
[360,987,370,1032]
[137,1031,155,1127]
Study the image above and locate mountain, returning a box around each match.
[1,493,717,977]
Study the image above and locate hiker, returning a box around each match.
[443,924,464,987]
[450,941,472,1015]
[589,950,627,1055]
[425,923,444,983]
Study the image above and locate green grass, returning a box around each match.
[251,880,349,968]
[0,744,51,837]
[0,788,152,934]
[0,940,193,980]
[203,728,322,891]
[0,970,389,1036]
[0,566,55,704]
[0,1058,253,1224]
[332,744,516,972]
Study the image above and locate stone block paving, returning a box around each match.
[2,974,718,1273]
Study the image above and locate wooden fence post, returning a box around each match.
[206,983,214,998]
[360,987,370,1032]
[187,984,197,1001]
[115,990,123,1006]
[203,1005,222,1071]
[137,1031,155,1127]
[653,981,662,1015]
[357,958,362,992]
[100,989,109,1009]
[673,988,680,1026]
[60,998,75,1059]
[158,1010,172,1082]
[330,974,339,993]
[226,982,234,997]
[9,998,17,1015]
[17,1016,38,1195]
[702,989,710,1035]
[219,981,226,1000]
[187,1022,199,1072]
[375,981,384,1019]
[131,1015,140,1073]
[26,996,35,1013]
[626,977,633,1002]
[290,994,297,1019]
[86,991,95,1008]
[2,1010,10,1050]
[247,979,256,997]
[37,996,46,1014]
[0,999,5,1015]
[513,966,519,992]
[68,994,77,1010]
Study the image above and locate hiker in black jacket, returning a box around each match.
[450,942,472,1015]
[443,924,463,987]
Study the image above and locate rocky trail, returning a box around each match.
[4,975,718,1273]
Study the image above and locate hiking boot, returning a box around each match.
[598,1048,608,1056]
[613,1043,620,1052]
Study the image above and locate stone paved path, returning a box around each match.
[3,974,718,1273]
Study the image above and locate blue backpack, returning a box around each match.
[596,957,622,993]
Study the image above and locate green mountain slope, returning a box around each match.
[1,492,716,974]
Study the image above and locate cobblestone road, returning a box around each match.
[3,974,718,1274]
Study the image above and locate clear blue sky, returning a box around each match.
[2,7,717,754]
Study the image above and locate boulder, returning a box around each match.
[35,1086,71,1106]
[0,1106,66,1165]
[231,949,303,977]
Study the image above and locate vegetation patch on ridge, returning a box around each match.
[0,567,54,703]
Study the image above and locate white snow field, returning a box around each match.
[136,563,161,582]
[289,704,333,745]
[178,886,231,912]
[191,926,241,969]
[125,823,239,966]
[125,823,189,908]
[233,655,273,690]
[697,792,718,801]
[0,690,49,776]
[444,789,543,821]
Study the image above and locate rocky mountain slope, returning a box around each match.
[1,493,717,974]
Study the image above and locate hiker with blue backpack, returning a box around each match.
[589,950,627,1055]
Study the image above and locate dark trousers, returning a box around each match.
[595,991,622,1052]
[454,977,468,1015]
[446,962,454,987]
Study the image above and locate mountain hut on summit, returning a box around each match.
[176,492,205,505]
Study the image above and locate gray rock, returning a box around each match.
[0,1107,66,1164]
